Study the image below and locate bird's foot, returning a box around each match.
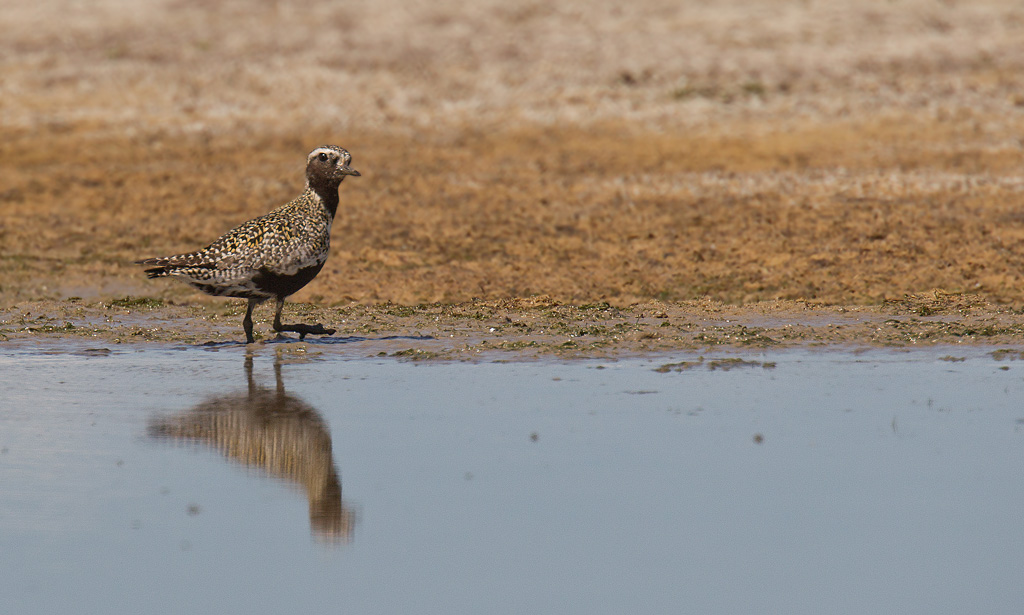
[277,323,336,340]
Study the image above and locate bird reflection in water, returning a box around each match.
[148,354,355,544]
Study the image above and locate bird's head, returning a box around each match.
[306,145,360,189]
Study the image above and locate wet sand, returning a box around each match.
[4,1,1024,354]
[4,292,1024,359]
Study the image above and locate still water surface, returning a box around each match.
[1,345,1023,614]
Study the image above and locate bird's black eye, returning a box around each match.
[318,152,329,162]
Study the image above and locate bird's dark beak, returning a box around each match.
[340,166,360,177]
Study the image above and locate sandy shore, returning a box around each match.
[3,293,1024,359]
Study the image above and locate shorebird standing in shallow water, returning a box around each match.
[137,145,360,343]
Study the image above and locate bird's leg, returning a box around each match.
[243,298,258,344]
[272,297,336,340]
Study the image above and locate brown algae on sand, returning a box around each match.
[4,293,1024,359]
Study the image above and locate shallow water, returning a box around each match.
[2,344,1023,614]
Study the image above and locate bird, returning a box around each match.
[136,145,360,344]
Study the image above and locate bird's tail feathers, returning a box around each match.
[143,267,171,279]
[135,252,219,278]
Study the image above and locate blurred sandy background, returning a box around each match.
[4,0,1024,307]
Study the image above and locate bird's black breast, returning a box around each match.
[252,262,326,299]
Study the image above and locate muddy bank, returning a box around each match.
[3,293,1024,359]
